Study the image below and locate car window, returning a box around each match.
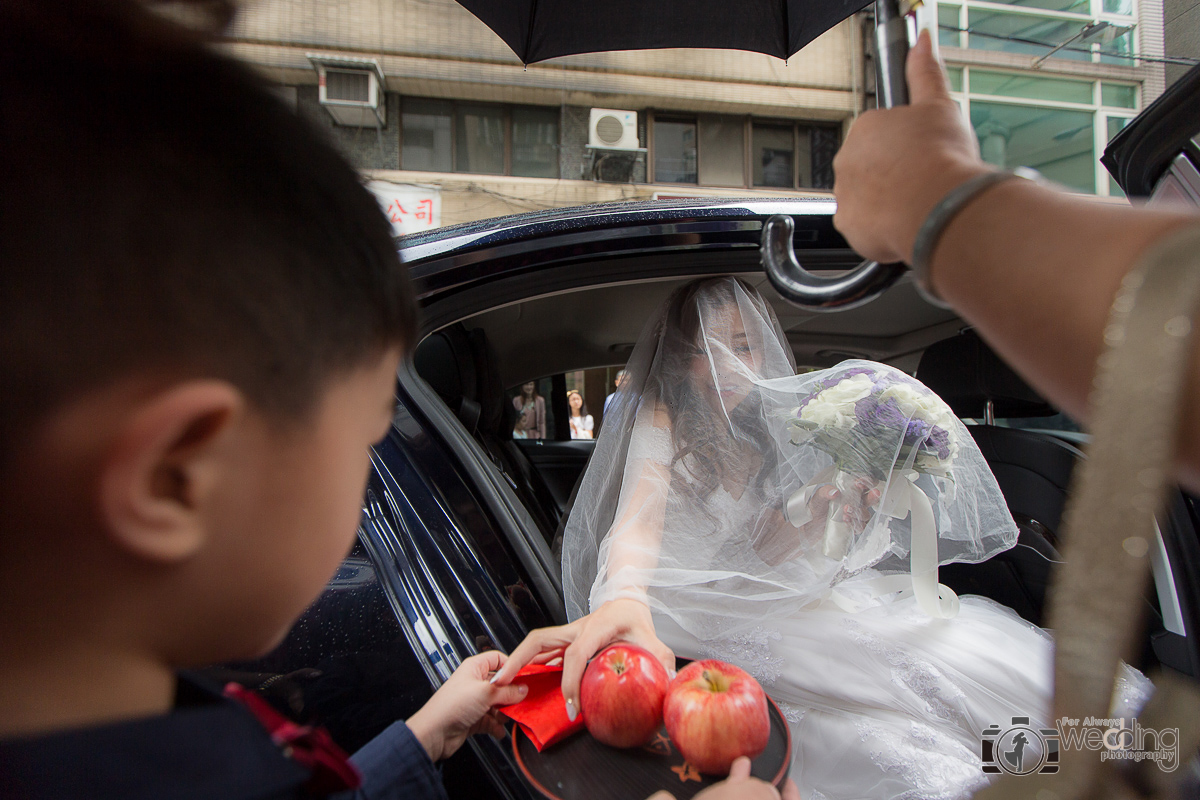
[200,538,431,755]
[998,412,1083,434]
[563,368,621,440]
[964,411,1086,442]
[508,367,625,441]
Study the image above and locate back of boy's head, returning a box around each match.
[0,0,417,471]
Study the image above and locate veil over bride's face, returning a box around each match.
[688,303,759,413]
[670,278,796,427]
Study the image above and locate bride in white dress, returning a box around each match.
[496,277,1151,800]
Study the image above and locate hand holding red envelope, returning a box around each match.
[497,664,586,751]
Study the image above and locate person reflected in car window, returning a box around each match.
[567,390,594,439]
[513,381,547,439]
[604,369,629,416]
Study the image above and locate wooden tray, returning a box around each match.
[513,695,792,800]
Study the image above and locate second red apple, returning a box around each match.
[664,659,770,774]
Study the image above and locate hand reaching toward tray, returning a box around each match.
[646,757,801,800]
[407,650,529,761]
[492,597,675,720]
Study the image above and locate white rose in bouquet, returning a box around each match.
[796,373,873,430]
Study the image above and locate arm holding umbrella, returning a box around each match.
[831,30,1200,492]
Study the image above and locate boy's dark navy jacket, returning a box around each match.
[0,673,449,800]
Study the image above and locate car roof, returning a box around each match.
[398,197,841,281]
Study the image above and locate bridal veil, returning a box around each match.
[560,277,1018,639]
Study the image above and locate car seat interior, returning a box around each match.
[917,330,1073,626]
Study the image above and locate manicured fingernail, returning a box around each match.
[489,673,499,684]
[668,669,677,679]
[565,698,578,722]
[518,684,529,696]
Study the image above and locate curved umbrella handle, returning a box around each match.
[762,0,913,311]
[760,215,906,312]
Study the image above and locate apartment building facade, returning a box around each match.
[224,0,1166,233]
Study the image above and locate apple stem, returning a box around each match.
[702,670,728,692]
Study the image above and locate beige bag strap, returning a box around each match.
[976,225,1200,800]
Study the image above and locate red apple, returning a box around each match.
[580,643,670,748]
[664,659,770,774]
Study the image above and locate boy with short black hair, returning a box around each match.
[0,1,528,796]
[0,4,788,798]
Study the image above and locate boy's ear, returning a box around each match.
[99,381,244,564]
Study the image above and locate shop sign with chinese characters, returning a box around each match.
[367,181,441,236]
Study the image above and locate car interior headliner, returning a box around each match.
[454,271,966,389]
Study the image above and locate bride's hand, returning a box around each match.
[794,484,842,540]
[490,598,675,718]
[796,479,883,538]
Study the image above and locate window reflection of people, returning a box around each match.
[512,381,546,440]
[603,369,628,415]
[567,390,594,440]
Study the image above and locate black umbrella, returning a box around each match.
[454,0,874,64]
[453,0,919,311]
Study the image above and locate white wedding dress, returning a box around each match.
[561,278,1153,800]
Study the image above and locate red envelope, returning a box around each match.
[497,664,586,751]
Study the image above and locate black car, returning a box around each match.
[209,66,1200,800]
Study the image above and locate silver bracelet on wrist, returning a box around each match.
[910,167,1040,308]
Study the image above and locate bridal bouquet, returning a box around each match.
[788,367,959,481]
[785,367,961,563]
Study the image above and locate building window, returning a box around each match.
[752,124,795,187]
[938,0,1137,65]
[654,118,698,184]
[698,116,746,187]
[653,114,839,190]
[455,104,505,174]
[948,67,1138,195]
[512,106,561,178]
[401,99,560,178]
[402,99,453,172]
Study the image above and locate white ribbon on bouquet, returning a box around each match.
[786,467,960,619]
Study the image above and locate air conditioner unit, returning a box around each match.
[307,54,386,127]
[588,108,640,150]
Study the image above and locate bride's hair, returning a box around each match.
[653,277,790,503]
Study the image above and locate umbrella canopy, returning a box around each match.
[454,0,872,64]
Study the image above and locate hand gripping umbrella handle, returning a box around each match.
[760,0,914,312]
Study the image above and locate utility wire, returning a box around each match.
[939,24,1200,65]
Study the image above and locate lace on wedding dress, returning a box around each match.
[698,626,785,686]
[854,718,991,800]
[626,423,673,467]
